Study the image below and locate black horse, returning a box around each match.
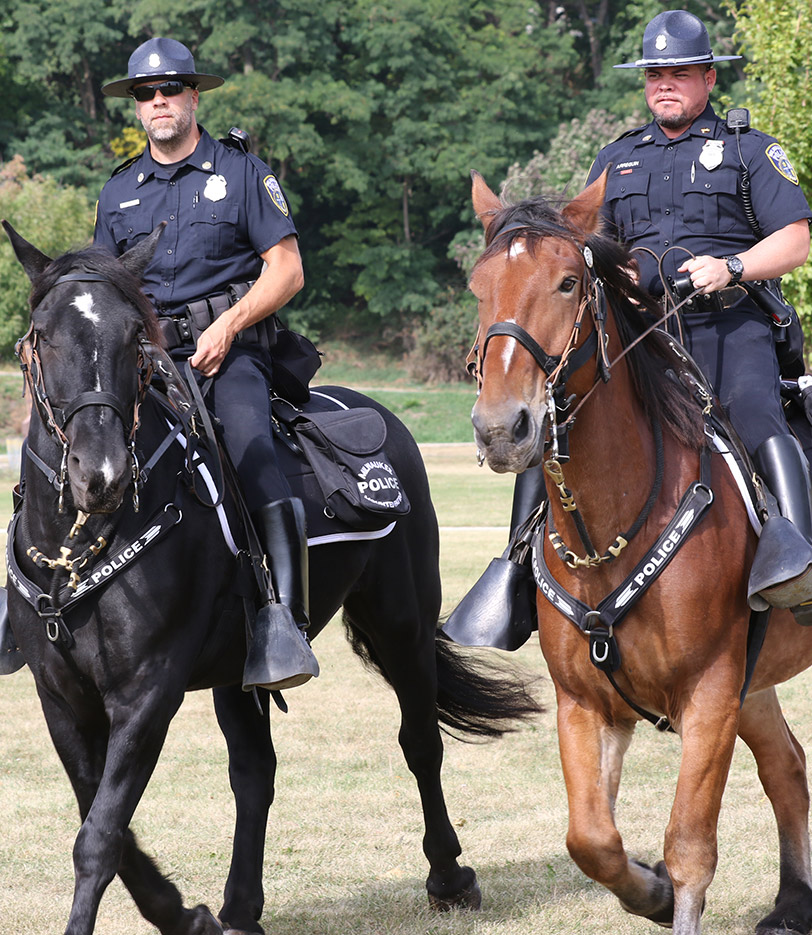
[2,221,540,935]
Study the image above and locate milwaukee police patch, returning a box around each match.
[263,175,289,215]
[766,143,800,185]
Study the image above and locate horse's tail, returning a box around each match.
[343,618,542,739]
[433,635,542,739]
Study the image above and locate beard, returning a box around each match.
[653,109,690,131]
[141,98,196,155]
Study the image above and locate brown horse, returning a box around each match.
[467,170,812,935]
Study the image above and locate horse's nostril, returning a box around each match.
[513,409,530,444]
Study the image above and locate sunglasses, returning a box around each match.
[130,80,195,102]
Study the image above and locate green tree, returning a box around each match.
[0,157,95,357]
[731,0,812,324]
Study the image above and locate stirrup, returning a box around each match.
[242,602,320,692]
[442,551,537,651]
[748,515,812,610]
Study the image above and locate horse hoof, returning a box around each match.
[427,871,482,911]
[620,860,675,926]
[187,904,225,934]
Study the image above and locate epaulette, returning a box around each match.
[611,123,649,144]
[110,154,140,178]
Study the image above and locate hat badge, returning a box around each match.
[655,34,668,51]
[149,54,161,68]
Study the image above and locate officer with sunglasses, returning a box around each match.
[93,38,319,692]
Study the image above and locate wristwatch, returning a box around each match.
[722,255,744,284]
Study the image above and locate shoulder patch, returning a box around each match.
[263,175,289,216]
[766,143,799,185]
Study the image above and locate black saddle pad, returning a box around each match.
[274,386,399,544]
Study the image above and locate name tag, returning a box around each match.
[119,199,140,209]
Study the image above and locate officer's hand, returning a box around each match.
[190,318,233,377]
[677,256,731,296]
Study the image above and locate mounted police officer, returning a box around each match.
[445,9,812,650]
[89,37,316,691]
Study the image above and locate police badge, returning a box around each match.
[203,174,228,202]
[263,175,289,216]
[698,139,724,171]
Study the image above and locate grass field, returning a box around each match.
[3,381,812,934]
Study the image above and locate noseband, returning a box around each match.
[473,236,611,462]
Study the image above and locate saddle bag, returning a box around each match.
[281,406,410,530]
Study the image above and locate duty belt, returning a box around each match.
[157,281,276,351]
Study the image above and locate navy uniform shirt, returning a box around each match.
[586,103,812,297]
[94,126,297,315]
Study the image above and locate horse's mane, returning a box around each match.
[30,245,162,347]
[476,197,705,451]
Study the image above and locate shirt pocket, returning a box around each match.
[110,214,154,253]
[604,171,654,240]
[190,202,239,255]
[682,171,741,234]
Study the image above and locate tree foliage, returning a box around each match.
[731,0,812,322]
[0,157,95,357]
[1,0,810,368]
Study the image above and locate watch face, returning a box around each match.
[726,256,744,280]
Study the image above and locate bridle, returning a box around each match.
[471,230,611,465]
[472,230,664,569]
[16,271,153,513]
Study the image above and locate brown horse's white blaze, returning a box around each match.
[468,170,812,935]
[469,172,594,474]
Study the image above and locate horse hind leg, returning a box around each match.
[739,687,812,935]
[212,684,276,935]
[341,586,480,911]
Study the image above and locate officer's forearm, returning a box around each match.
[734,219,810,282]
[219,235,304,338]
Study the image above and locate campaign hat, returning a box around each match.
[102,37,224,97]
[615,10,741,69]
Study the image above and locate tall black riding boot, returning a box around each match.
[0,587,24,675]
[442,463,546,650]
[748,434,812,619]
[242,498,320,691]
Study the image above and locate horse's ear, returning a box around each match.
[119,222,167,281]
[562,168,609,238]
[471,171,502,234]
[1,220,53,283]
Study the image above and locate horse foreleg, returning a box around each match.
[739,687,812,935]
[61,688,221,935]
[35,684,215,935]
[555,695,674,921]
[212,684,276,935]
[664,685,741,935]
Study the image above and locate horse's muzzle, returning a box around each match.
[472,399,544,473]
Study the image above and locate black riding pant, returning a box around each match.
[683,300,788,455]
[206,345,292,512]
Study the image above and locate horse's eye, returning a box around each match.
[560,277,578,294]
